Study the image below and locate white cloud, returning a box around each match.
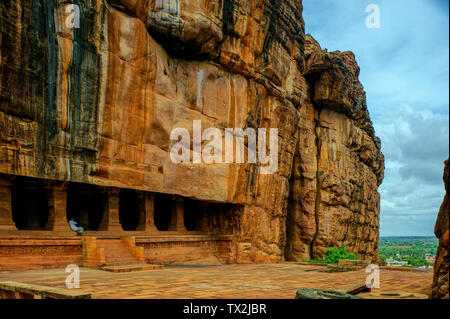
[303,0,449,236]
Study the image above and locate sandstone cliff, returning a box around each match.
[432,159,449,299]
[0,0,384,262]
[285,35,384,261]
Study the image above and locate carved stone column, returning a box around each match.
[137,193,158,233]
[99,188,123,233]
[45,182,71,233]
[168,197,186,232]
[0,177,17,232]
[201,211,210,233]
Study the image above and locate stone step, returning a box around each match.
[92,238,146,268]
[104,253,139,259]
[104,254,136,259]
[98,247,129,250]
[101,249,134,255]
[98,246,131,250]
[105,258,141,264]
[105,255,138,260]
[99,264,164,273]
[104,253,137,259]
[96,241,124,246]
[98,245,130,248]
[101,253,134,258]
[104,262,142,267]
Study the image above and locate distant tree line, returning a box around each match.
[378,237,437,267]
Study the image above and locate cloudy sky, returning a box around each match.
[303,0,449,236]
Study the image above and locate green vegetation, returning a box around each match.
[401,256,432,268]
[379,236,438,268]
[306,246,359,264]
[304,238,438,268]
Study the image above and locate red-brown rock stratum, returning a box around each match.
[0,0,384,264]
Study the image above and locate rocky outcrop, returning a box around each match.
[285,36,384,261]
[0,0,383,263]
[295,288,363,299]
[431,159,449,299]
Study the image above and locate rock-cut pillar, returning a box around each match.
[99,188,123,233]
[137,193,158,233]
[168,197,187,232]
[0,177,17,233]
[45,182,72,233]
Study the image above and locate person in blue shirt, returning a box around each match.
[69,217,84,235]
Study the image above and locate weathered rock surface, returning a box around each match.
[295,288,363,299]
[431,159,449,299]
[285,36,384,261]
[0,0,384,263]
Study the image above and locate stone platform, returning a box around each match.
[0,264,433,299]
[0,236,83,271]
[99,264,164,273]
[0,235,232,271]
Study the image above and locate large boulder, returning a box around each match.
[295,288,363,299]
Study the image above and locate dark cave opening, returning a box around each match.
[154,194,172,231]
[11,176,49,230]
[184,199,204,231]
[119,189,141,231]
[66,183,104,231]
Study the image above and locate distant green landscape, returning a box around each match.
[379,236,438,268]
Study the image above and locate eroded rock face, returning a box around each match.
[285,36,384,261]
[0,0,383,263]
[432,159,449,299]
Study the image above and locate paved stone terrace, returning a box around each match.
[0,264,433,299]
